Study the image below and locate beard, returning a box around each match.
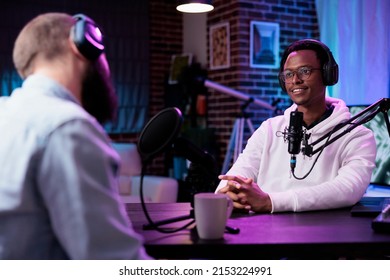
[81,55,117,124]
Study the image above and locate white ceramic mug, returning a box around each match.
[194,192,233,240]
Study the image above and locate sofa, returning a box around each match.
[111,142,178,203]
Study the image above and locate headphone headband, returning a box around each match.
[71,14,104,60]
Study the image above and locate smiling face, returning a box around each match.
[283,49,326,111]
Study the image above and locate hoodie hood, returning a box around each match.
[283,96,351,137]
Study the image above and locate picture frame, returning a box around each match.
[250,21,280,69]
[209,22,230,70]
[168,53,193,84]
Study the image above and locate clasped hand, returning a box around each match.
[217,175,272,213]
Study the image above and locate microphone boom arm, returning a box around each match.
[303,98,390,157]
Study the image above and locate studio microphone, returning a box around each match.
[287,111,304,172]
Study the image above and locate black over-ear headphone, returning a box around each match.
[278,39,338,92]
[71,14,104,60]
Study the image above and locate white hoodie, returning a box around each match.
[216,97,376,212]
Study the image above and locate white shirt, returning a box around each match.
[0,74,151,259]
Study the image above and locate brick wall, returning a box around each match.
[149,1,183,116]
[144,0,319,175]
[140,1,182,174]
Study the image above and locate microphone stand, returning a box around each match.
[142,184,239,234]
[140,167,195,233]
[302,98,390,157]
[142,205,194,230]
[140,158,239,234]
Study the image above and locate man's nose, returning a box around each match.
[291,72,303,83]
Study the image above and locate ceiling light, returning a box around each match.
[176,1,214,13]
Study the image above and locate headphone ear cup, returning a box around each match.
[322,62,339,86]
[71,14,104,60]
[316,40,338,86]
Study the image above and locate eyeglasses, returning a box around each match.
[279,67,322,83]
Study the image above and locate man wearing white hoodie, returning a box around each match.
[216,39,376,213]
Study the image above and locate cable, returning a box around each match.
[291,121,350,180]
[140,167,195,233]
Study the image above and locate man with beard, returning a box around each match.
[216,39,377,214]
[0,13,151,259]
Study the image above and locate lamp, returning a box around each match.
[176,0,214,13]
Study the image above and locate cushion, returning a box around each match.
[111,142,142,176]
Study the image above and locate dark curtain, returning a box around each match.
[104,0,150,133]
[0,0,149,134]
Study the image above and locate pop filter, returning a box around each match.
[137,107,183,164]
[137,107,193,234]
[137,107,240,235]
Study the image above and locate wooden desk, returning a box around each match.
[125,203,390,259]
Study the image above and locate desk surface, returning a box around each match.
[125,203,390,259]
